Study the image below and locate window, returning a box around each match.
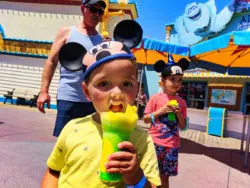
[178,82,207,109]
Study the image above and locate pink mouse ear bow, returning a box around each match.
[58,20,143,73]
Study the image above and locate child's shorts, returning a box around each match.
[154,144,179,176]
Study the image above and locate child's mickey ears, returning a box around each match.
[154,58,190,73]
[154,60,166,73]
[59,42,87,71]
[113,20,143,49]
[178,58,190,71]
[59,20,143,71]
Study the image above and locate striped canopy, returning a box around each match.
[132,31,250,76]
[190,31,250,76]
[132,38,190,65]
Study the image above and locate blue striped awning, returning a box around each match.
[190,31,250,56]
[141,38,190,56]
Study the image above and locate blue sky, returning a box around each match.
[136,0,230,40]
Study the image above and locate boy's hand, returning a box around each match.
[173,106,181,115]
[158,104,174,115]
[105,141,142,184]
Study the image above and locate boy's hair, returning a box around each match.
[82,41,137,81]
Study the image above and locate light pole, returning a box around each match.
[101,0,128,38]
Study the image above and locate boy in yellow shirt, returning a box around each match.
[41,40,161,187]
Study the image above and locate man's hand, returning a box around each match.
[105,141,142,185]
[37,91,51,113]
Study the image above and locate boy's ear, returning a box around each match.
[82,82,91,101]
[160,78,165,87]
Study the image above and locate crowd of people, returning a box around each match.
[37,0,188,187]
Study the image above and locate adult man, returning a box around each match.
[37,0,106,137]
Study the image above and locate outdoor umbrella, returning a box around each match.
[190,31,250,75]
[132,38,190,65]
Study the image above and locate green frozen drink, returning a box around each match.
[99,105,138,182]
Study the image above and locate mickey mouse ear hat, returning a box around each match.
[154,53,189,77]
[59,42,86,71]
[58,20,143,74]
[113,20,143,49]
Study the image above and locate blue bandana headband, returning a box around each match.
[82,41,136,80]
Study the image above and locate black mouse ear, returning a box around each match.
[59,42,87,71]
[177,58,189,71]
[154,60,166,73]
[113,20,143,49]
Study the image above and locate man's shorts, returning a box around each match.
[53,100,95,137]
[154,144,179,176]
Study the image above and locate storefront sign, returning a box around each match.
[211,89,237,105]
[207,84,242,110]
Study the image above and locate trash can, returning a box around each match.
[207,107,227,137]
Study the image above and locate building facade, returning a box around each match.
[0,0,138,108]
[143,0,250,138]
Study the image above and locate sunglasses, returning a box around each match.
[87,6,105,16]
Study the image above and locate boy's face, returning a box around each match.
[161,75,183,96]
[82,59,138,114]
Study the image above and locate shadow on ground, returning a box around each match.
[180,137,250,174]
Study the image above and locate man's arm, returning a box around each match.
[37,27,70,113]
[41,168,60,188]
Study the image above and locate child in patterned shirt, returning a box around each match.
[143,55,189,188]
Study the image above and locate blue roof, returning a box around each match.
[189,31,250,75]
[190,31,250,56]
[0,50,48,59]
[140,38,189,56]
[0,36,51,58]
[3,37,52,44]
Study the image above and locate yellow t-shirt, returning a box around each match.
[47,115,161,188]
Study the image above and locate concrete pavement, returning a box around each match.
[0,104,250,188]
[0,104,56,188]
